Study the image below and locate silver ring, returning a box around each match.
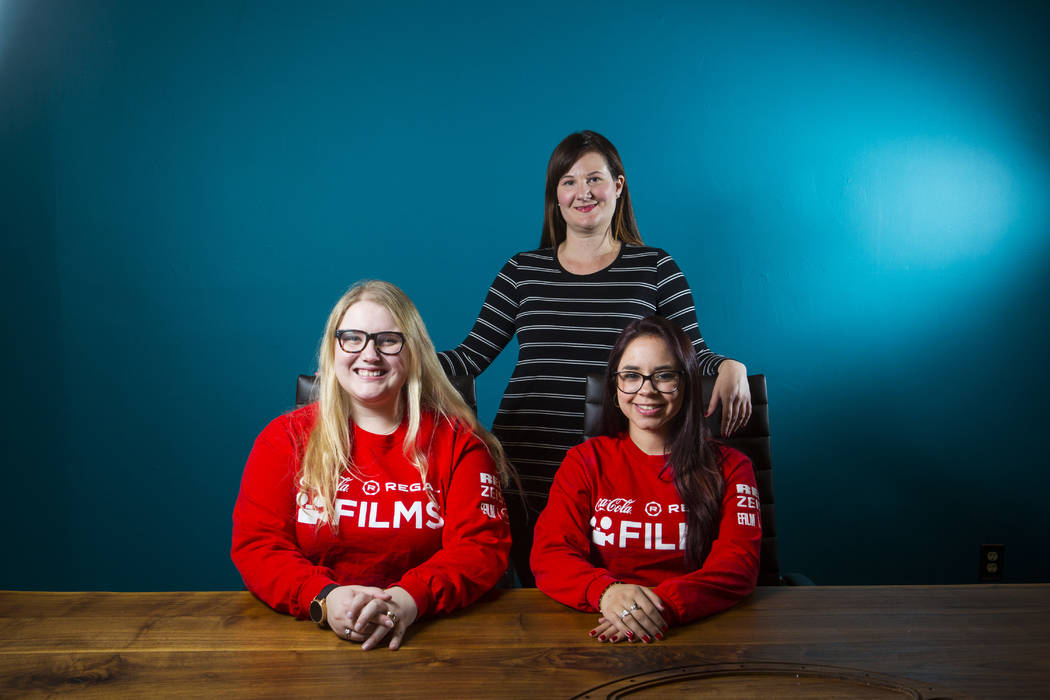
[619,609,630,619]
[344,626,352,639]
[629,603,640,611]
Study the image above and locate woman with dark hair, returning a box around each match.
[232,280,512,651]
[530,316,760,642]
[439,131,750,585]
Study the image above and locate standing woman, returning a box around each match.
[530,317,760,641]
[438,131,750,584]
[232,280,511,650]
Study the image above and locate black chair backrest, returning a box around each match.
[295,373,478,416]
[584,373,781,586]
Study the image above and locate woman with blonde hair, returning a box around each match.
[232,280,512,650]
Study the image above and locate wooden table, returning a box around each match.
[1,585,1048,698]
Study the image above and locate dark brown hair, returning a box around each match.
[600,316,724,569]
[539,131,642,249]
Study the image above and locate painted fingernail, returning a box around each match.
[642,635,652,643]
[599,634,606,641]
[655,632,664,640]
[589,630,597,637]
[625,630,634,638]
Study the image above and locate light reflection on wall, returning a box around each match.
[847,139,1022,268]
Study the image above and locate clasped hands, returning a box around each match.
[592,583,668,643]
[324,585,418,650]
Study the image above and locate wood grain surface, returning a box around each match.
[1,585,1047,698]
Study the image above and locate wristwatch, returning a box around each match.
[309,584,340,627]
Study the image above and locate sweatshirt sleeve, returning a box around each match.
[393,423,511,618]
[652,448,761,625]
[654,250,729,376]
[530,446,618,612]
[437,256,519,377]
[230,413,337,619]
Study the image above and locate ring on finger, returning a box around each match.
[629,603,640,611]
[619,609,631,619]
[385,610,400,626]
[344,626,352,639]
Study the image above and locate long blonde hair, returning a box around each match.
[299,280,510,527]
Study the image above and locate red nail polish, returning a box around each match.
[588,630,597,637]
[643,635,652,643]
[655,632,664,641]
[625,630,634,638]
[599,634,606,641]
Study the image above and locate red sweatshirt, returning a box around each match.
[231,405,510,620]
[530,434,760,626]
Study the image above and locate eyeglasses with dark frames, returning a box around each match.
[335,329,405,355]
[614,370,683,394]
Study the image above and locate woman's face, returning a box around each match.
[615,334,684,447]
[556,151,624,237]
[333,299,409,416]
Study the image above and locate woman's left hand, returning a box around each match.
[352,586,419,650]
[707,359,751,437]
[589,617,630,643]
[596,583,666,643]
[589,613,670,644]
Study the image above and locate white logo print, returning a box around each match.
[594,498,635,514]
[590,515,615,547]
[645,501,662,517]
[362,480,380,496]
[735,483,760,528]
[296,491,324,524]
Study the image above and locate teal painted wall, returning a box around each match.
[2,0,1048,589]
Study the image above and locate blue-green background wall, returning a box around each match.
[3,0,1048,589]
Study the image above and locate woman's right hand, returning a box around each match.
[323,585,393,643]
[352,586,418,650]
[597,583,668,642]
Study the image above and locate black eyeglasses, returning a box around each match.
[614,370,683,394]
[335,329,405,355]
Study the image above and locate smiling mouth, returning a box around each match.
[575,204,597,212]
[633,404,664,415]
[355,368,387,377]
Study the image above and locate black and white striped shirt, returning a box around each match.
[438,245,728,513]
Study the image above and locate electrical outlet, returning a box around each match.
[979,544,1004,583]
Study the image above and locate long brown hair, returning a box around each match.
[539,130,642,249]
[600,316,724,568]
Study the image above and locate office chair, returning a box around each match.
[584,373,810,586]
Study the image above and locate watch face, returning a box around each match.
[309,598,324,624]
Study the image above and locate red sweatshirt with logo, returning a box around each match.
[231,404,510,620]
[530,434,760,626]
